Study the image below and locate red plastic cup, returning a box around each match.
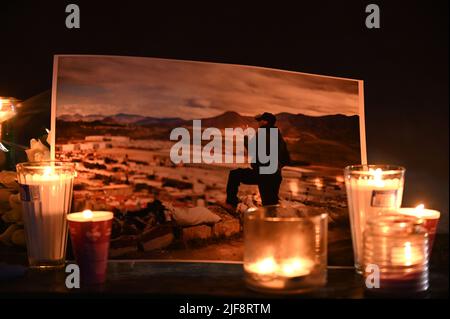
[67,210,113,285]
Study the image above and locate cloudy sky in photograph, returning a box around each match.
[56,55,360,119]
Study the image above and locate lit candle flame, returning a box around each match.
[399,203,439,219]
[280,259,311,277]
[391,240,424,266]
[252,257,277,275]
[43,166,53,176]
[82,210,94,219]
[248,257,314,277]
[372,168,385,187]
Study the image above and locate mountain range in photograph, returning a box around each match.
[56,111,361,168]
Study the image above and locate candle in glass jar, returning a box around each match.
[244,206,327,293]
[363,214,429,294]
[17,162,76,268]
[396,204,440,252]
[345,166,405,273]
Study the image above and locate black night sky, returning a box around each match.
[0,1,448,231]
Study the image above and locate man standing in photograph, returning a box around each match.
[224,112,291,210]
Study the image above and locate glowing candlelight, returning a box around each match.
[67,210,113,222]
[22,164,76,184]
[391,241,425,266]
[395,204,441,254]
[279,258,314,277]
[399,204,440,220]
[83,209,94,219]
[248,257,277,275]
[246,257,314,278]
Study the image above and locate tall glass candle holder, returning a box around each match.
[16,161,76,269]
[363,214,429,294]
[243,206,327,294]
[344,165,405,274]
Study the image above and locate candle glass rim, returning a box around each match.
[67,211,114,222]
[16,160,76,171]
[366,213,428,237]
[245,205,328,222]
[397,208,441,219]
[344,164,405,176]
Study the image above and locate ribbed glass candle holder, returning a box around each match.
[363,214,429,294]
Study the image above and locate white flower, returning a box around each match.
[25,139,50,162]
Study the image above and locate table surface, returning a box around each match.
[0,260,448,299]
[1,235,448,299]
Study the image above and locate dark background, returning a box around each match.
[0,1,448,232]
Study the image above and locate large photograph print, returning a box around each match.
[52,55,366,264]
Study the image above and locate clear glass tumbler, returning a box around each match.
[16,161,76,269]
[244,205,327,294]
[344,165,405,274]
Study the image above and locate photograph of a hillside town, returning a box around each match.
[54,56,364,263]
